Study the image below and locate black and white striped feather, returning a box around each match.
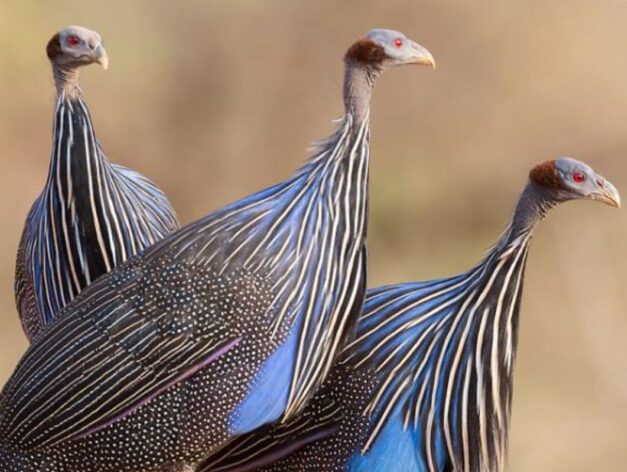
[15,92,178,341]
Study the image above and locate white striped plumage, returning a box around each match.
[3,28,437,471]
[355,229,530,471]
[0,106,372,470]
[15,91,179,341]
[196,223,534,472]
[194,163,619,472]
[171,113,371,419]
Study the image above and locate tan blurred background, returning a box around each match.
[1,0,626,469]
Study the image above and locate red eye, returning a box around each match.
[573,172,586,183]
[67,35,80,46]
[394,38,403,48]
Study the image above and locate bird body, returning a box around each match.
[15,26,179,340]
[0,29,435,471]
[200,159,620,472]
[1,115,368,472]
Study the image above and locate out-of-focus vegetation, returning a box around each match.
[1,1,626,469]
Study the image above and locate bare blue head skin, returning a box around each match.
[551,157,621,207]
[47,26,108,96]
[343,28,435,121]
[511,157,621,235]
[365,29,436,68]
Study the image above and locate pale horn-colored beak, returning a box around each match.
[94,43,109,70]
[408,41,436,68]
[592,176,621,208]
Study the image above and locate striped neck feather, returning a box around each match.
[274,112,372,418]
[47,94,110,178]
[32,94,118,320]
[346,183,556,471]
[166,110,373,422]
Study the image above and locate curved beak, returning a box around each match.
[94,43,109,69]
[407,41,436,68]
[591,175,621,208]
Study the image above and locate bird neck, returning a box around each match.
[343,62,380,124]
[42,90,121,289]
[507,181,557,243]
[47,90,108,186]
[52,63,82,100]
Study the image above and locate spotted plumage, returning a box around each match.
[15,26,179,341]
[200,158,620,472]
[0,29,435,471]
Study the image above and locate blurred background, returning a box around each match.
[1,0,626,469]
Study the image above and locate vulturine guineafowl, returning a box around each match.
[200,158,620,472]
[15,26,179,341]
[0,29,435,471]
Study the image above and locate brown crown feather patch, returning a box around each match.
[529,160,563,189]
[344,39,387,65]
[46,33,62,61]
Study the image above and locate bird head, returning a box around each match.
[529,158,621,207]
[47,26,108,70]
[345,29,435,69]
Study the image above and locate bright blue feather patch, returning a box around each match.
[229,324,299,434]
[348,415,420,472]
